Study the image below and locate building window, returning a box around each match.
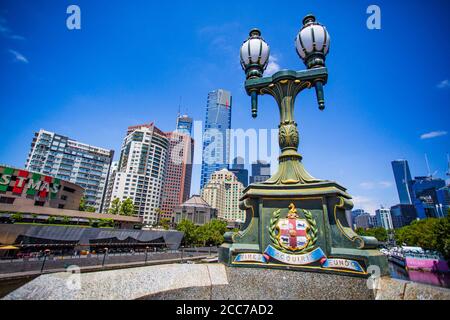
[63,186,76,193]
[0,197,15,204]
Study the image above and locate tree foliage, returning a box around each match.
[158,218,171,230]
[108,198,121,215]
[395,213,450,260]
[176,219,228,246]
[355,227,388,242]
[120,198,136,216]
[79,196,96,212]
[11,212,23,222]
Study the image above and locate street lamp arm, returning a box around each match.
[244,68,328,94]
[242,68,328,185]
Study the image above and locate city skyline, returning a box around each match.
[1,0,449,214]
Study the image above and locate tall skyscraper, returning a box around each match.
[391,160,414,204]
[200,89,232,189]
[354,213,371,229]
[350,209,366,228]
[412,176,447,219]
[159,130,194,222]
[26,129,114,212]
[201,169,245,222]
[102,161,118,213]
[103,123,168,225]
[250,160,271,184]
[375,207,393,230]
[176,114,193,136]
[390,204,417,228]
[229,157,248,188]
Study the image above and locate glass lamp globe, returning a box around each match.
[295,14,330,69]
[240,28,270,79]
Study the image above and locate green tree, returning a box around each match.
[98,218,114,228]
[79,196,96,212]
[176,218,230,247]
[108,198,121,215]
[47,216,56,224]
[11,212,23,222]
[120,198,136,216]
[176,219,197,246]
[207,219,228,246]
[158,218,171,230]
[62,216,70,225]
[356,227,388,242]
[79,196,87,211]
[395,213,450,260]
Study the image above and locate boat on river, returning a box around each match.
[385,246,449,273]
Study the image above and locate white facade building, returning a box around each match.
[26,129,114,212]
[103,123,168,225]
[375,208,393,230]
[201,168,245,222]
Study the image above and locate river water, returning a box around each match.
[389,262,450,289]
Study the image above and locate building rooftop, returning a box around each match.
[180,195,212,208]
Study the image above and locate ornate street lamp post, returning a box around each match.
[219,15,388,277]
[240,15,330,186]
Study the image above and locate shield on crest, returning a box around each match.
[275,203,311,252]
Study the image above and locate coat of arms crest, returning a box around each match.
[269,203,318,253]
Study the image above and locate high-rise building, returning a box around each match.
[229,157,248,188]
[103,123,168,225]
[201,168,245,222]
[350,209,365,228]
[176,114,193,136]
[26,129,114,212]
[250,160,271,184]
[391,160,414,204]
[390,204,417,228]
[367,214,378,228]
[412,176,446,219]
[411,176,446,200]
[354,213,371,229]
[159,131,194,222]
[375,207,393,230]
[200,89,232,189]
[436,186,450,216]
[102,161,118,213]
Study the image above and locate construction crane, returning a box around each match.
[424,154,438,179]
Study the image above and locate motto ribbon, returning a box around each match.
[234,253,267,263]
[321,258,365,273]
[264,245,326,265]
[233,247,366,274]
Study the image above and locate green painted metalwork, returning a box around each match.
[219,17,389,277]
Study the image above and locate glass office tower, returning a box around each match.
[200,89,232,189]
[391,160,414,205]
[176,114,193,136]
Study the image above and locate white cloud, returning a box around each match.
[9,49,28,63]
[352,196,379,215]
[0,16,25,40]
[420,131,447,140]
[378,181,393,188]
[437,79,450,89]
[359,182,375,190]
[265,55,281,76]
[359,181,392,190]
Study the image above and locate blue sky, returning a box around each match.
[1,0,449,213]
